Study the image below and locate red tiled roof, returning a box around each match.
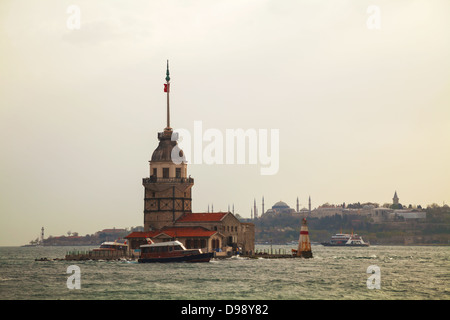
[125,227,218,239]
[160,227,217,238]
[125,231,160,239]
[176,212,228,222]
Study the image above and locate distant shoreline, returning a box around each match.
[256,243,450,247]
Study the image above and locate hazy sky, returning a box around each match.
[1,0,449,246]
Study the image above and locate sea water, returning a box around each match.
[0,245,448,300]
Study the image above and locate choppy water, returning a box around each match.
[0,245,448,300]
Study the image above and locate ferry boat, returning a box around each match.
[138,240,213,263]
[321,233,370,247]
[93,240,128,252]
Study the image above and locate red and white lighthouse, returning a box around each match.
[297,218,313,258]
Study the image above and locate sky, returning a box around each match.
[1,0,449,246]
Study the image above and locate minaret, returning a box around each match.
[143,61,194,231]
[262,196,265,216]
[308,196,311,215]
[254,199,258,219]
[393,191,399,205]
[296,197,299,213]
[41,227,44,246]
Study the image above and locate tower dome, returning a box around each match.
[151,130,185,163]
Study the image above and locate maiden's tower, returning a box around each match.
[126,62,255,256]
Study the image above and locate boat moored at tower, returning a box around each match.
[138,240,214,263]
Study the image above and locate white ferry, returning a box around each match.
[93,240,128,251]
[322,232,370,247]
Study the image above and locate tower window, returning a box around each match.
[163,168,169,178]
[153,168,157,177]
[176,168,181,178]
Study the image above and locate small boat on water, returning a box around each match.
[64,239,129,261]
[93,240,128,252]
[138,240,213,263]
[321,232,370,247]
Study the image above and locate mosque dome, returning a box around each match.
[272,201,290,210]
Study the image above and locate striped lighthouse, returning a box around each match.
[297,218,313,258]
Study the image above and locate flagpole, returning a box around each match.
[165,60,171,130]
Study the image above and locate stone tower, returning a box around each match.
[143,61,194,231]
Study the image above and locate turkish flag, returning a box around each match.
[164,83,170,92]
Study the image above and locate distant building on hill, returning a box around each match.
[262,201,296,216]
